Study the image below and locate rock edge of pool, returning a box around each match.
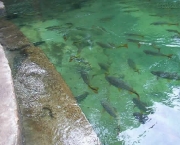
[0,18,101,145]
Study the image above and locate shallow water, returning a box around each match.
[4,0,180,144]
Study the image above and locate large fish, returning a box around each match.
[100,100,117,118]
[127,58,140,74]
[132,98,147,112]
[45,25,61,31]
[143,50,172,58]
[125,33,144,38]
[166,29,180,35]
[75,92,89,103]
[100,100,121,132]
[98,63,110,73]
[151,71,180,80]
[105,76,140,98]
[80,71,99,93]
[127,38,141,48]
[33,41,45,46]
[150,22,179,26]
[96,42,113,49]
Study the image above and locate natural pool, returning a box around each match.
[4,0,180,144]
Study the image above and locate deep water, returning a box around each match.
[4,0,180,144]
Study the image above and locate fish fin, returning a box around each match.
[69,56,74,62]
[138,43,141,48]
[124,43,128,48]
[167,54,173,58]
[114,125,121,134]
[157,48,161,52]
[113,107,117,112]
[88,85,99,94]
[105,72,109,76]
[135,69,140,74]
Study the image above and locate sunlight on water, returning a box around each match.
[4,0,180,144]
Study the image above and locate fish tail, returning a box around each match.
[138,43,141,48]
[105,72,109,76]
[69,56,75,62]
[116,114,121,134]
[167,54,173,58]
[117,44,128,48]
[124,43,128,48]
[135,69,140,74]
[135,92,140,99]
[157,48,161,52]
[88,85,99,94]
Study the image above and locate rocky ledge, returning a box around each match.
[0,18,100,145]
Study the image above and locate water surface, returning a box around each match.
[4,0,180,144]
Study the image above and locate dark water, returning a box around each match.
[3,0,180,144]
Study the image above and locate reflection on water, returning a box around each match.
[118,101,180,145]
[3,0,180,144]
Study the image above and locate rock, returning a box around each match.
[0,19,101,144]
[0,19,31,51]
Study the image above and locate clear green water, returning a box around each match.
[5,0,180,144]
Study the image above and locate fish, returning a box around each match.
[150,43,161,52]
[100,100,121,132]
[133,112,148,124]
[123,9,139,13]
[143,50,173,58]
[96,42,113,49]
[65,22,73,28]
[45,25,61,31]
[91,25,107,35]
[127,38,141,48]
[99,15,114,22]
[33,41,45,46]
[100,100,117,118]
[127,58,140,74]
[96,42,127,49]
[98,63,110,73]
[80,71,99,93]
[151,71,180,80]
[105,76,140,98]
[124,33,144,38]
[75,92,89,103]
[166,29,180,35]
[76,27,89,31]
[132,98,147,112]
[117,43,128,49]
[150,22,179,26]
[73,39,92,54]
